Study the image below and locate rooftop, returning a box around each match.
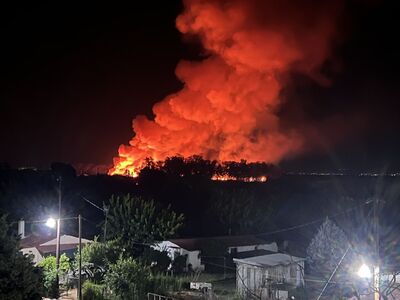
[167,235,275,251]
[233,253,305,267]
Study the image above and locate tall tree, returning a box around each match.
[105,194,184,254]
[0,215,43,300]
[307,218,356,298]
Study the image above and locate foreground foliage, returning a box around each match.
[37,254,71,298]
[75,194,185,298]
[0,215,43,300]
[82,281,107,300]
[105,194,184,255]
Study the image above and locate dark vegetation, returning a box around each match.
[1,158,400,263]
[0,215,43,300]
[2,158,400,298]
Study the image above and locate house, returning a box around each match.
[18,220,92,264]
[153,235,278,271]
[233,253,305,300]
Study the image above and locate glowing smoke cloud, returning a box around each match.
[110,0,343,176]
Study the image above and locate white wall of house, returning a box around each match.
[228,242,278,254]
[153,240,279,272]
[152,241,205,271]
[21,247,43,264]
[235,260,304,299]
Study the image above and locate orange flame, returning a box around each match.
[211,174,267,182]
[110,0,342,176]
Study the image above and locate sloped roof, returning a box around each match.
[40,234,92,246]
[20,233,56,249]
[21,234,92,254]
[233,253,305,267]
[168,235,274,251]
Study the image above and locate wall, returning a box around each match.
[236,261,304,299]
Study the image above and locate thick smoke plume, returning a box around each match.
[110,0,343,176]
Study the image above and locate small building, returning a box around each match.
[20,234,92,264]
[233,253,305,300]
[153,235,278,271]
[18,220,92,264]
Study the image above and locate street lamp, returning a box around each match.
[46,217,61,297]
[46,217,56,229]
[46,215,82,300]
[357,263,372,279]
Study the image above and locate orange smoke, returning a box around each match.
[110,0,343,176]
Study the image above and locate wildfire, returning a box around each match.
[110,0,343,177]
[211,174,267,182]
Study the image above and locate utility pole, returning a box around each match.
[55,176,62,295]
[103,204,108,242]
[373,198,380,300]
[78,214,82,300]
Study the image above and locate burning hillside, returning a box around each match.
[132,156,279,182]
[110,0,343,177]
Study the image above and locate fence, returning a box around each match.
[147,292,176,300]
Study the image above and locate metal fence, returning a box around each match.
[147,292,176,300]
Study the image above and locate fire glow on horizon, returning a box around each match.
[110,0,343,177]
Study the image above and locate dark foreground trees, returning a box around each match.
[80,194,185,299]
[105,194,184,255]
[0,215,43,300]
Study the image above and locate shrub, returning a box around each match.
[74,238,120,283]
[37,254,70,298]
[82,281,107,300]
[141,248,171,273]
[172,254,187,274]
[105,256,151,300]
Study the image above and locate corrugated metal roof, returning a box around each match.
[233,253,305,267]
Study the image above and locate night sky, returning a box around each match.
[1,1,399,172]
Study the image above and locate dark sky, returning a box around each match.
[0,1,399,171]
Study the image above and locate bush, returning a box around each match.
[105,256,151,300]
[172,254,187,274]
[141,248,171,273]
[74,238,120,283]
[37,254,70,298]
[82,281,107,300]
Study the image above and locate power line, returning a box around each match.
[252,199,373,237]
[81,195,105,213]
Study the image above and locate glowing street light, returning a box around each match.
[46,217,57,228]
[357,263,372,279]
[45,215,83,300]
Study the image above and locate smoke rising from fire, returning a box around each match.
[110,0,343,176]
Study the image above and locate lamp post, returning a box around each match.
[46,215,83,300]
[56,177,62,291]
[78,214,82,300]
[45,217,61,296]
[373,198,380,300]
